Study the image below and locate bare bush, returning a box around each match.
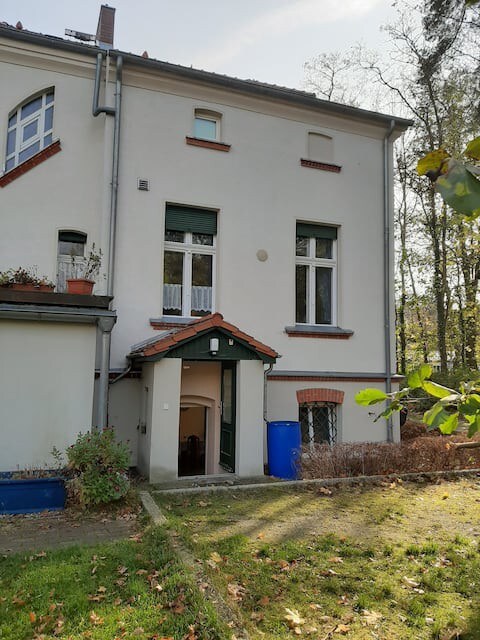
[301,434,480,479]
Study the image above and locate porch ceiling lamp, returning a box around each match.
[210,337,219,355]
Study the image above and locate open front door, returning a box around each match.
[219,361,236,472]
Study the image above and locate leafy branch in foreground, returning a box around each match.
[417,136,480,220]
[356,364,480,442]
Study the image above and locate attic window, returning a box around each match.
[307,132,333,163]
[193,109,222,142]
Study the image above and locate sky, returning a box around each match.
[0,0,398,90]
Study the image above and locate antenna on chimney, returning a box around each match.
[65,5,115,50]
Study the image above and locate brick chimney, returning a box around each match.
[96,5,115,49]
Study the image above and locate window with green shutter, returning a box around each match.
[295,223,338,325]
[163,205,217,318]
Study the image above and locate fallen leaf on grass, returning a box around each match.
[89,611,104,626]
[210,551,223,563]
[334,623,350,634]
[258,596,270,606]
[318,487,332,495]
[361,609,382,625]
[402,576,420,588]
[167,594,186,614]
[29,611,36,623]
[182,624,198,640]
[129,533,143,542]
[136,569,148,575]
[328,557,343,564]
[132,628,145,636]
[251,611,265,621]
[227,583,246,602]
[284,608,305,629]
[198,501,210,507]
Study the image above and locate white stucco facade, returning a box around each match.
[0,321,96,472]
[0,21,409,480]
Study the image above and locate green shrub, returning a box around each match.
[66,427,130,507]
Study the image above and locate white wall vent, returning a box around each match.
[137,178,149,191]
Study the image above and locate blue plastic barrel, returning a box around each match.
[267,421,301,480]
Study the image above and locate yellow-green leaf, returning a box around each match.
[464,136,480,160]
[407,364,432,389]
[416,149,450,176]
[422,381,456,399]
[438,412,459,435]
[355,388,388,406]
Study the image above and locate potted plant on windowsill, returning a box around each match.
[0,266,55,292]
[66,244,102,295]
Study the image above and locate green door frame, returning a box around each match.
[219,361,236,472]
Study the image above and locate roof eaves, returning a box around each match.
[0,24,413,131]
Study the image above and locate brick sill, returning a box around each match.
[0,140,62,187]
[300,158,341,173]
[185,136,231,152]
[285,325,353,339]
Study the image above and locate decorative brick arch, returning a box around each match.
[296,388,344,405]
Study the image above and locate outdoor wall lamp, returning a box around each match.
[209,337,219,355]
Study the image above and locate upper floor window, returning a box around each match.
[5,89,55,173]
[193,109,221,142]
[56,230,86,292]
[163,205,217,318]
[295,223,337,325]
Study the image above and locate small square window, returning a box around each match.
[193,109,222,142]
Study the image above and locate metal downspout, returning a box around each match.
[383,119,396,443]
[263,364,274,423]
[92,52,123,428]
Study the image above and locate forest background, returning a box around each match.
[303,0,480,384]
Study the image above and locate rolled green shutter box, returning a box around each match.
[165,205,217,235]
[296,223,337,239]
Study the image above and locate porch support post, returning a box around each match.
[236,360,265,477]
[148,358,182,483]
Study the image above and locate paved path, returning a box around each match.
[0,511,138,555]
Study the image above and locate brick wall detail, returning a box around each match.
[0,140,61,187]
[296,388,345,405]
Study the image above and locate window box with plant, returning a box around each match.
[0,266,55,292]
[66,244,102,295]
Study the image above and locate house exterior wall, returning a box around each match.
[267,379,400,446]
[0,33,403,474]
[0,320,96,472]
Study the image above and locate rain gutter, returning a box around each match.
[92,51,123,428]
[383,119,396,442]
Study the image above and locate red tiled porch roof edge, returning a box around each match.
[296,388,345,405]
[133,313,278,360]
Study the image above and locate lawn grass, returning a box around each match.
[0,527,229,640]
[156,478,480,639]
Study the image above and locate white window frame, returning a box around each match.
[164,232,216,318]
[193,109,221,142]
[296,235,337,326]
[5,90,55,173]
